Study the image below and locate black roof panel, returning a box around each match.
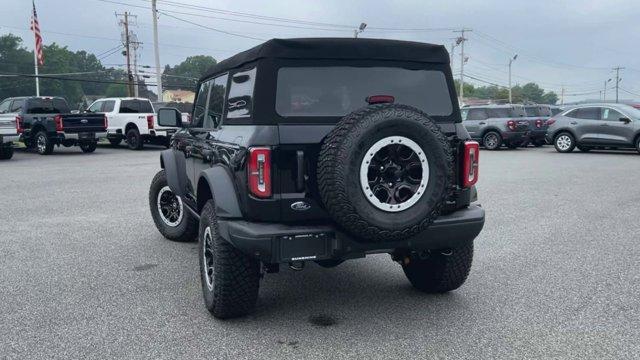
[201,37,449,80]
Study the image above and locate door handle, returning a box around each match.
[479,122,486,125]
[570,121,577,125]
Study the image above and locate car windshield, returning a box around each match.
[275,66,454,118]
[26,98,70,114]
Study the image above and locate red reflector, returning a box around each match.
[147,115,154,129]
[546,118,556,126]
[54,115,64,132]
[247,147,272,198]
[535,119,543,128]
[462,141,479,188]
[366,95,395,105]
[507,120,516,131]
[16,116,24,134]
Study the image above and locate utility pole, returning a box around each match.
[151,0,163,100]
[117,12,136,96]
[603,78,611,102]
[560,85,565,106]
[508,54,518,103]
[454,28,471,105]
[613,66,624,103]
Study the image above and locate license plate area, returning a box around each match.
[79,132,95,139]
[278,233,332,262]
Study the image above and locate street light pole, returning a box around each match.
[508,54,517,103]
[151,0,163,100]
[354,22,367,38]
[603,78,611,102]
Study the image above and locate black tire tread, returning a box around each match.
[148,170,198,242]
[0,146,13,160]
[317,104,452,243]
[36,131,54,155]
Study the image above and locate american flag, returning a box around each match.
[30,0,44,66]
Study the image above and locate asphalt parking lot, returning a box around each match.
[1,144,639,359]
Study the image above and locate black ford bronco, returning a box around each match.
[149,38,485,319]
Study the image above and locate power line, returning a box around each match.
[157,11,266,41]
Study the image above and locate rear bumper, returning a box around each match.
[502,131,528,143]
[217,204,485,264]
[529,129,547,140]
[57,132,107,141]
[0,134,19,144]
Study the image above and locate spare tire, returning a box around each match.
[318,104,452,243]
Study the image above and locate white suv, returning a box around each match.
[86,98,179,150]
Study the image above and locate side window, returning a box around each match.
[87,101,103,113]
[460,108,468,121]
[601,108,623,121]
[565,109,578,118]
[119,100,139,113]
[102,100,116,112]
[226,68,256,120]
[574,107,600,120]
[137,100,154,113]
[10,99,24,113]
[192,79,214,128]
[0,99,10,113]
[204,74,228,129]
[467,108,487,120]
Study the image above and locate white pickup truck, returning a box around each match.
[86,97,179,150]
[0,97,20,159]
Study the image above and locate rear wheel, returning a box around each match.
[126,128,143,150]
[149,170,198,242]
[35,131,54,155]
[554,132,575,153]
[80,141,97,153]
[199,200,260,319]
[482,131,502,150]
[402,242,474,293]
[0,145,13,160]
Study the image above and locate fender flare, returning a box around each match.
[160,150,188,197]
[197,166,242,218]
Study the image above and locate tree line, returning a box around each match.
[0,34,217,109]
[454,80,559,104]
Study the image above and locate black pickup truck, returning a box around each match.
[7,96,107,154]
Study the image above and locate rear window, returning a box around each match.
[525,106,552,117]
[120,100,153,113]
[26,98,70,114]
[275,67,453,118]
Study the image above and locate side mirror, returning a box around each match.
[157,107,183,127]
[619,117,631,124]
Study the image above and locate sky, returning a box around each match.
[1,0,640,102]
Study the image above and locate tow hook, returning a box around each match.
[289,261,305,271]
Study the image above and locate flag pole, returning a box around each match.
[33,45,40,96]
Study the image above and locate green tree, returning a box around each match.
[104,83,127,97]
[163,55,216,90]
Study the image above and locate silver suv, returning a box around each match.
[546,103,640,153]
[461,104,529,150]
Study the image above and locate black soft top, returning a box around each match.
[201,38,449,80]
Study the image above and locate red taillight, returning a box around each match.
[507,120,517,131]
[54,115,64,132]
[366,95,395,105]
[16,116,23,134]
[546,118,556,126]
[247,147,272,198]
[147,115,154,129]
[462,141,479,188]
[535,119,543,128]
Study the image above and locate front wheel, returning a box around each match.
[554,132,576,153]
[35,131,54,155]
[149,170,198,242]
[126,128,143,150]
[402,242,474,293]
[0,145,13,160]
[80,141,97,153]
[482,131,502,150]
[199,200,260,319]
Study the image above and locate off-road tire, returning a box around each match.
[80,141,97,153]
[402,242,474,293]
[108,138,122,147]
[35,131,54,155]
[126,128,143,150]
[482,131,502,150]
[317,104,452,243]
[149,170,198,242]
[554,132,576,153]
[0,145,13,160]
[199,200,260,319]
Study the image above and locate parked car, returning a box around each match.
[523,104,553,147]
[148,38,485,319]
[86,97,179,150]
[461,104,529,150]
[5,96,106,155]
[0,97,20,159]
[546,103,640,153]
